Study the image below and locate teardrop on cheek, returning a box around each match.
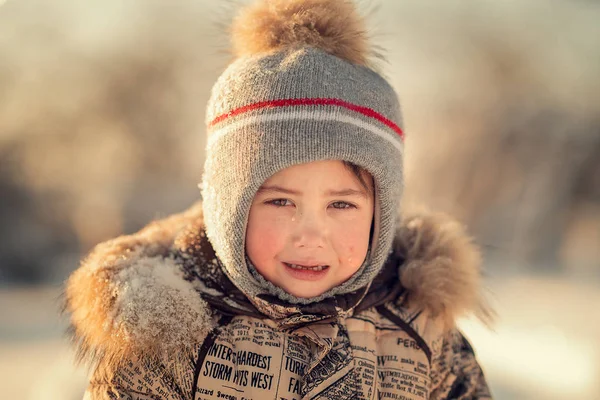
[346,245,355,264]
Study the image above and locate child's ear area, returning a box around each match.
[341,160,375,199]
[365,173,375,201]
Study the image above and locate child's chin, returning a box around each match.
[282,283,329,299]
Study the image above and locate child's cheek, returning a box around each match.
[248,212,288,262]
[260,224,286,254]
[333,223,370,266]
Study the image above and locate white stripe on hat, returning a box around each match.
[207,109,404,154]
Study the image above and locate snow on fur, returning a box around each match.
[63,203,214,368]
[112,255,213,354]
[231,0,372,66]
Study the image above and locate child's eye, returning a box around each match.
[330,201,356,209]
[266,199,293,207]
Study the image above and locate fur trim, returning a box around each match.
[394,212,493,329]
[231,0,372,66]
[63,202,489,366]
[62,203,215,368]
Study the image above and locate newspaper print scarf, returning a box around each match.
[173,227,403,396]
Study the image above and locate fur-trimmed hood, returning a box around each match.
[63,201,489,368]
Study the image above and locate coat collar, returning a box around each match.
[63,201,489,367]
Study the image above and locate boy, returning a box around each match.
[64,0,492,398]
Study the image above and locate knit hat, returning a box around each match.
[201,0,404,304]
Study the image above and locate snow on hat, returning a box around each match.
[201,0,404,304]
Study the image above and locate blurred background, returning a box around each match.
[0,0,598,398]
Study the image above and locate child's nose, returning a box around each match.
[292,212,327,249]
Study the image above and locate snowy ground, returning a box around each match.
[0,286,87,400]
[459,276,600,399]
[1,276,599,400]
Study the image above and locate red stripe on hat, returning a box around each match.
[208,98,404,140]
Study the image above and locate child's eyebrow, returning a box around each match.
[325,188,368,198]
[257,185,301,195]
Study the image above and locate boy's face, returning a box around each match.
[246,160,374,299]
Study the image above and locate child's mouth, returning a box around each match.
[285,263,328,271]
[282,262,330,280]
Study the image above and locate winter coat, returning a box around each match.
[64,201,492,400]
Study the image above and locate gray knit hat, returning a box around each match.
[201,0,404,304]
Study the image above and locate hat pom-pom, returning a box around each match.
[231,0,371,66]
